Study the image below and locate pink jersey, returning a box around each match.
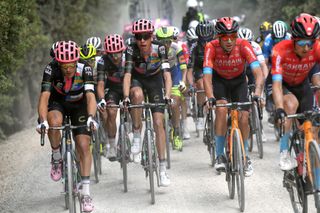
[203,38,257,79]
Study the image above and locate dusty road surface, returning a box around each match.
[0,116,317,213]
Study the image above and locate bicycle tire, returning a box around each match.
[147,129,156,204]
[248,105,254,152]
[233,129,245,212]
[226,129,235,199]
[67,151,76,213]
[253,104,263,159]
[308,140,320,211]
[92,139,99,183]
[120,123,128,192]
[164,108,171,169]
[209,111,215,166]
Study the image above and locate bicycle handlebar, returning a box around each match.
[215,101,252,108]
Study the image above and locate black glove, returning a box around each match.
[275,108,287,122]
[164,96,173,105]
[252,95,260,103]
[208,97,216,107]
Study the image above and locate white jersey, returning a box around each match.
[250,41,265,63]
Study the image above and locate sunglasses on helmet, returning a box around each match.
[135,33,152,41]
[296,39,314,47]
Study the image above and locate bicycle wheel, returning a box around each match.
[226,129,235,199]
[147,129,156,204]
[233,129,245,212]
[91,139,99,183]
[248,105,254,152]
[164,108,171,168]
[308,140,320,211]
[120,123,128,192]
[253,104,263,159]
[67,151,76,213]
[209,111,215,166]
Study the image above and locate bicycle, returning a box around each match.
[105,103,133,193]
[247,84,264,159]
[203,103,216,167]
[40,116,88,213]
[280,110,320,213]
[190,88,205,137]
[216,101,252,212]
[128,99,168,204]
[91,116,101,183]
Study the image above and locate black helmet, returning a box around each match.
[195,20,214,40]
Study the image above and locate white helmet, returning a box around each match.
[238,27,254,41]
[186,27,198,41]
[171,26,180,39]
[86,37,102,50]
[186,0,198,8]
[272,21,287,39]
[188,20,199,30]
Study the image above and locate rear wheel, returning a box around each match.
[253,104,263,159]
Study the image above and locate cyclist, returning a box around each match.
[188,20,215,131]
[203,17,264,177]
[86,36,103,56]
[123,19,172,186]
[272,13,320,170]
[96,34,126,161]
[80,44,97,70]
[36,41,97,211]
[181,0,204,32]
[263,20,292,126]
[50,41,60,59]
[255,21,272,48]
[156,26,188,150]
[238,27,268,142]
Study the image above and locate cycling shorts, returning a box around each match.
[105,81,123,104]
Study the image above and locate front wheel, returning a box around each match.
[308,140,320,211]
[253,104,263,159]
[120,123,128,193]
[67,151,76,213]
[147,129,156,204]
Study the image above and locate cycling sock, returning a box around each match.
[109,138,115,147]
[159,160,166,173]
[244,139,249,156]
[280,133,290,152]
[315,168,320,189]
[52,148,61,161]
[174,127,180,137]
[215,136,225,157]
[81,177,90,196]
[197,104,204,117]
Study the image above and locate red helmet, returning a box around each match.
[54,41,79,63]
[291,13,320,39]
[215,17,239,35]
[104,34,126,53]
[132,19,154,34]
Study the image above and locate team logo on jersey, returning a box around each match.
[84,67,92,76]
[159,46,166,55]
[97,58,104,65]
[127,46,133,55]
[44,65,52,75]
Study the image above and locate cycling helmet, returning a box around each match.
[186,0,198,8]
[156,26,174,40]
[291,13,320,39]
[195,20,214,39]
[86,37,102,50]
[50,41,60,58]
[238,27,254,41]
[186,27,198,41]
[80,44,96,60]
[55,41,79,63]
[189,20,199,30]
[104,34,126,53]
[215,17,239,35]
[272,21,287,39]
[172,26,180,39]
[260,21,272,32]
[132,19,154,34]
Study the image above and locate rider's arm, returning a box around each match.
[253,41,269,79]
[83,64,97,116]
[262,35,272,66]
[187,44,196,86]
[177,47,188,83]
[86,92,97,117]
[123,46,134,98]
[159,45,172,97]
[271,53,284,109]
[96,58,106,100]
[203,42,215,99]
[38,63,54,122]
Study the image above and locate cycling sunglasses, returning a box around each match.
[220,33,237,41]
[135,33,152,41]
[296,39,314,47]
[60,62,76,69]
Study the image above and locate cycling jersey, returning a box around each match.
[262,33,291,60]
[188,41,207,81]
[168,42,187,86]
[246,41,265,85]
[124,41,170,77]
[203,39,258,79]
[97,54,125,84]
[271,40,320,86]
[41,60,95,102]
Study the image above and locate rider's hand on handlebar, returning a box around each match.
[207,97,216,108]
[275,108,287,122]
[164,96,173,105]
[36,120,49,134]
[178,81,187,93]
[87,116,99,131]
[97,99,106,111]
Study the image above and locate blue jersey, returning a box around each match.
[262,33,291,61]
